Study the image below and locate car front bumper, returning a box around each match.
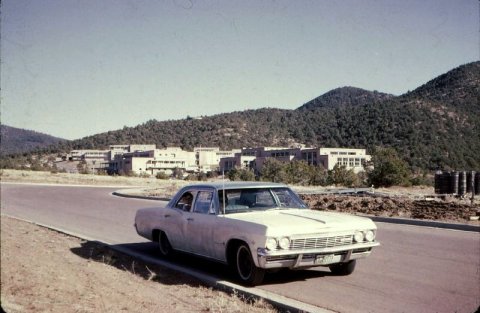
[256,241,380,269]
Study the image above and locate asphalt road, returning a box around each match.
[1,183,479,313]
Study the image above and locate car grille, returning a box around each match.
[290,234,353,250]
[266,255,297,262]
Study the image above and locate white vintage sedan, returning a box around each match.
[134,182,379,286]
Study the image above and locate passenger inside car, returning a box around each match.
[176,192,193,211]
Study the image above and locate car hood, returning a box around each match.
[226,209,376,235]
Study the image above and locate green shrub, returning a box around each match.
[367,147,411,187]
[156,172,170,180]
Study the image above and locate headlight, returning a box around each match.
[353,231,364,243]
[365,230,375,242]
[278,237,290,250]
[265,238,278,250]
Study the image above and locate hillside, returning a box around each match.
[297,86,395,110]
[290,62,479,170]
[53,108,298,152]
[0,125,67,156]
[408,61,480,112]
[19,61,480,171]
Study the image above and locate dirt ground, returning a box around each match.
[300,193,480,224]
[0,216,276,313]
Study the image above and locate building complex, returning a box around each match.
[69,145,370,176]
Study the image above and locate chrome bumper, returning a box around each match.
[257,241,380,269]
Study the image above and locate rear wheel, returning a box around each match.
[158,231,173,257]
[329,260,356,275]
[235,243,265,286]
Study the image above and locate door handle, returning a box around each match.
[164,214,170,218]
[187,218,194,221]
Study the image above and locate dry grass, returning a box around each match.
[0,168,188,189]
[0,216,277,313]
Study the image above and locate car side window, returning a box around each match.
[193,191,214,214]
[273,188,308,208]
[175,191,194,211]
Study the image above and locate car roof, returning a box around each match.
[183,181,288,191]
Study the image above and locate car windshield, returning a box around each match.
[219,187,307,214]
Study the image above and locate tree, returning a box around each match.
[284,161,312,185]
[227,168,255,181]
[172,167,184,179]
[367,147,411,187]
[260,159,287,183]
[76,160,90,174]
[328,164,359,187]
[156,172,169,179]
[226,168,239,181]
[309,165,329,186]
[0,156,20,169]
[238,169,255,181]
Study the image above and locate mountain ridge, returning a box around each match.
[0,125,67,156]
[297,86,395,110]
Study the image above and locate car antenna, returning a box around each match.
[222,169,226,215]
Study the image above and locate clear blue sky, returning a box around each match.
[1,0,478,140]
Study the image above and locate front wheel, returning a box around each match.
[235,244,265,286]
[158,231,173,257]
[329,260,356,275]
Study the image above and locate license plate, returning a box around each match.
[315,254,334,265]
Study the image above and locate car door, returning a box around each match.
[182,189,219,258]
[165,190,196,252]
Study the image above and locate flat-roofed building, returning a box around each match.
[195,147,241,173]
[116,152,154,175]
[83,150,110,161]
[219,154,256,173]
[220,147,295,173]
[95,145,155,174]
[145,147,197,175]
[69,150,85,161]
[69,149,109,162]
[318,148,370,173]
[220,146,370,174]
[128,144,156,152]
[71,144,370,176]
[109,145,130,151]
